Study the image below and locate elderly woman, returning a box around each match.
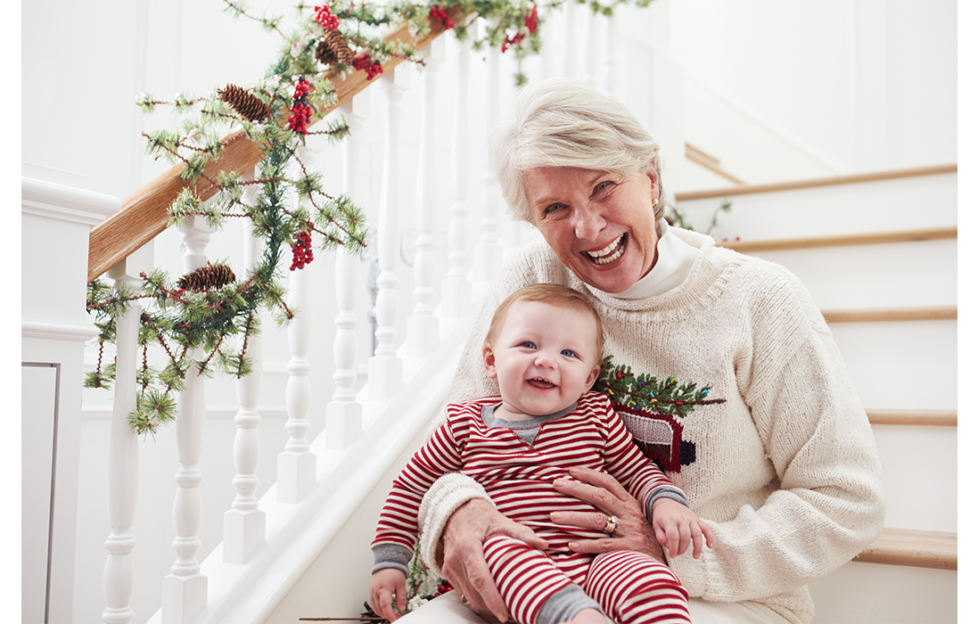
[400,79,884,624]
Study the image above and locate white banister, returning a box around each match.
[474,20,502,285]
[407,38,445,358]
[277,139,321,502]
[584,10,600,88]
[368,65,409,400]
[102,262,141,624]
[563,1,578,79]
[441,35,473,317]
[224,166,265,564]
[600,12,617,96]
[325,94,369,448]
[162,216,213,624]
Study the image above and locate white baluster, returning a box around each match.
[369,64,409,400]
[474,23,502,285]
[407,38,445,357]
[224,166,265,564]
[563,1,578,79]
[584,9,601,88]
[441,35,473,318]
[277,138,322,502]
[162,216,213,624]
[326,93,369,448]
[102,261,140,624]
[600,12,618,96]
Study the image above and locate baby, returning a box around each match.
[370,284,712,624]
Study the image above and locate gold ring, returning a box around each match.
[460,594,469,605]
[602,514,619,536]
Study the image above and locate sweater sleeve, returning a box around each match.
[667,268,886,604]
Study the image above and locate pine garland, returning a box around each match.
[91,0,659,436]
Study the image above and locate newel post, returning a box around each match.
[474,20,502,285]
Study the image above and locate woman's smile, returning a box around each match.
[525,165,661,293]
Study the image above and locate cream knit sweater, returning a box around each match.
[418,226,885,624]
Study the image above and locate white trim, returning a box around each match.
[22,176,120,226]
[22,321,99,342]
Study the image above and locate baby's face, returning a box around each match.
[483,300,601,420]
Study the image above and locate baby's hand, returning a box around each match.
[369,568,407,622]
[651,498,714,559]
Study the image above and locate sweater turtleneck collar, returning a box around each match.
[613,220,701,300]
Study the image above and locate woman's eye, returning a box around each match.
[593,180,614,195]
[542,204,567,218]
[560,349,577,358]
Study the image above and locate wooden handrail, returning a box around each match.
[87,16,457,283]
[675,163,957,202]
[821,306,957,323]
[853,528,957,571]
[867,409,957,427]
[718,226,957,253]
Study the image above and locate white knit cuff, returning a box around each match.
[418,472,494,578]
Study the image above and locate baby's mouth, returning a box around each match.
[583,233,627,265]
[527,378,556,390]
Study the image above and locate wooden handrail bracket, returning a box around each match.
[88,15,459,283]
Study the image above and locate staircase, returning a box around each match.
[21,5,957,624]
[678,166,958,624]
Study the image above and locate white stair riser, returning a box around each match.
[808,561,956,623]
[871,425,956,532]
[749,240,956,310]
[678,173,956,241]
[830,321,956,410]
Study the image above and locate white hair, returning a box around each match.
[490,78,664,223]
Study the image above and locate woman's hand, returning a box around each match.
[441,498,548,623]
[550,466,665,563]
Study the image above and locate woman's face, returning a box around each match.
[525,164,661,293]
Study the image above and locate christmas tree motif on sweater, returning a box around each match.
[592,356,725,473]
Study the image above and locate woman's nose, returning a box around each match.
[571,206,606,240]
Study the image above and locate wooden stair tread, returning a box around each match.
[854,528,957,571]
[717,226,956,253]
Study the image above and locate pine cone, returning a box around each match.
[316,30,354,67]
[178,263,237,292]
[219,84,272,122]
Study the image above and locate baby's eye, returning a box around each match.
[520,341,537,349]
[560,349,578,358]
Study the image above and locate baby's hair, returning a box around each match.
[485,283,604,365]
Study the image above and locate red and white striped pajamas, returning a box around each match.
[372,391,691,624]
